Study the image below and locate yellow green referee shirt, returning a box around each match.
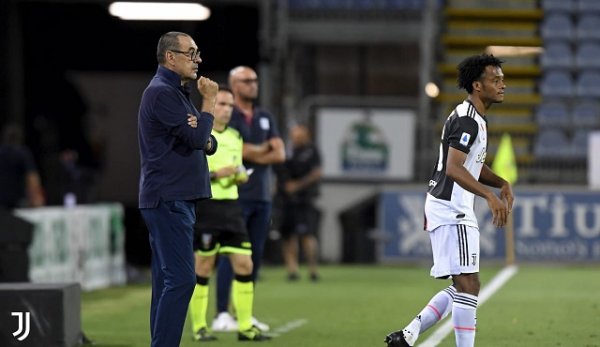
[208,126,244,200]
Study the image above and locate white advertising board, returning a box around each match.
[316,108,416,180]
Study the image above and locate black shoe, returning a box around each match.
[309,273,320,282]
[238,326,272,341]
[78,331,94,345]
[384,330,410,347]
[193,327,217,342]
[287,273,299,281]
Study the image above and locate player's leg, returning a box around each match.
[282,236,300,280]
[214,257,236,330]
[188,233,218,341]
[215,201,256,318]
[450,225,480,347]
[451,273,479,347]
[224,221,270,341]
[244,201,271,282]
[385,225,458,347]
[242,200,271,331]
[302,204,320,281]
[401,284,457,340]
[279,204,299,280]
[221,230,254,333]
[301,234,319,280]
[282,233,299,280]
[229,253,253,330]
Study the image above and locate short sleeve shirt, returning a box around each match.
[228,106,281,202]
[424,100,488,231]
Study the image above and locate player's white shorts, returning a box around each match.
[429,224,480,279]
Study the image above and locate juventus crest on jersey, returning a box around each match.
[424,100,488,231]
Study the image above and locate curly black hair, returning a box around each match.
[457,54,504,94]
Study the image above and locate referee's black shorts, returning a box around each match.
[193,199,251,255]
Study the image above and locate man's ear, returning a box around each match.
[472,80,481,92]
[165,51,176,66]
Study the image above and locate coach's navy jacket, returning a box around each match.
[138,65,216,208]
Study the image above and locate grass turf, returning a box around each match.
[81,264,600,347]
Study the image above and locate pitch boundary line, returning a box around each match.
[269,319,308,337]
[418,265,519,347]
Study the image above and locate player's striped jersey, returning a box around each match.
[424,100,488,231]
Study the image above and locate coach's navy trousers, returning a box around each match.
[141,199,196,347]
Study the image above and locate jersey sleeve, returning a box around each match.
[446,116,479,154]
[264,111,281,139]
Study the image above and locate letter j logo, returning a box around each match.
[11,312,30,341]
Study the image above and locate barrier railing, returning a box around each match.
[14,203,126,291]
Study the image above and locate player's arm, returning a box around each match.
[446,147,507,227]
[480,164,514,213]
[242,137,285,165]
[155,90,213,151]
[25,171,45,207]
[242,142,270,161]
[285,167,322,194]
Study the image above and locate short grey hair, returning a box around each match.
[156,31,190,64]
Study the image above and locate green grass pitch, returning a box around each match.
[81,264,600,347]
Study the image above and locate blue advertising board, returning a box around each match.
[379,190,600,262]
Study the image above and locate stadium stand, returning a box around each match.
[571,101,600,128]
[533,0,600,183]
[540,42,573,70]
[575,70,600,98]
[540,70,575,98]
[574,42,600,70]
[440,0,600,183]
[283,0,598,184]
[541,0,575,14]
[534,128,571,159]
[576,14,600,41]
[534,101,570,128]
[570,129,590,159]
[540,13,574,42]
[577,0,600,13]
[438,0,542,181]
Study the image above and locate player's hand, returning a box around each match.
[487,193,508,228]
[216,166,238,178]
[197,76,218,100]
[285,180,301,194]
[500,183,514,214]
[187,114,197,128]
[235,171,249,184]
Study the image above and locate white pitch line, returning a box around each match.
[418,265,519,347]
[268,319,308,337]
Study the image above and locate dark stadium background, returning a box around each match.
[0,0,262,268]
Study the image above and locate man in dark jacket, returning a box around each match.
[137,31,218,347]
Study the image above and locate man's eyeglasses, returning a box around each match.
[170,49,201,61]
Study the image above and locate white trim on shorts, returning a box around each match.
[429,224,480,278]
